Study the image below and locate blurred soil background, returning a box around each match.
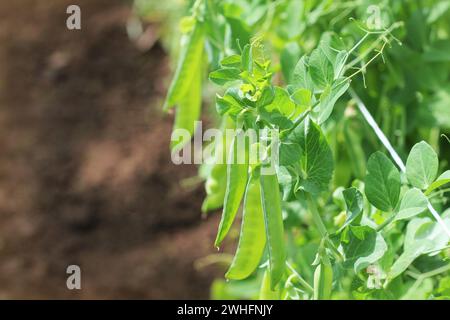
[0,0,223,298]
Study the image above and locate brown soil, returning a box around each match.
[0,0,223,299]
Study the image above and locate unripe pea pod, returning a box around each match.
[313,244,333,300]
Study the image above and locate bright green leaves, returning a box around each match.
[216,88,244,116]
[425,170,450,195]
[164,21,204,111]
[389,215,450,280]
[211,43,274,120]
[309,45,334,89]
[289,118,334,195]
[314,79,350,125]
[215,131,249,247]
[341,226,388,273]
[264,87,295,117]
[278,117,334,202]
[260,171,286,290]
[288,34,350,124]
[220,54,241,68]
[365,152,401,212]
[406,141,439,190]
[280,42,302,83]
[308,33,347,89]
[404,141,449,196]
[341,187,363,229]
[394,188,428,221]
[226,171,266,280]
[291,56,313,91]
[209,54,244,86]
[209,67,241,85]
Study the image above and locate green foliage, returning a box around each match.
[406,141,439,190]
[156,0,450,300]
[365,152,400,212]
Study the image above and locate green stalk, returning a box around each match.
[306,194,343,261]
[375,212,395,232]
[286,262,314,295]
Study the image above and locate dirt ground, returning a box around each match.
[0,0,225,299]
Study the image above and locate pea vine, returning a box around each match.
[154,0,450,300]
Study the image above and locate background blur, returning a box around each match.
[0,0,225,299]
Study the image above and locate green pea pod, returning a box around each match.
[259,267,280,300]
[214,131,249,247]
[313,253,333,300]
[226,170,266,280]
[164,21,204,111]
[170,57,202,151]
[202,117,235,213]
[260,171,286,290]
[201,163,227,212]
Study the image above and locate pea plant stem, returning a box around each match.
[403,264,450,298]
[306,194,343,261]
[349,88,450,238]
[286,262,314,294]
[428,187,450,199]
[375,212,395,232]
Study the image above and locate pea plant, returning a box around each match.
[157,0,450,300]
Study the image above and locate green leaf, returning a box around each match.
[209,67,241,85]
[365,152,401,212]
[241,44,253,73]
[425,170,450,195]
[289,118,333,195]
[333,50,347,79]
[341,187,363,229]
[215,88,244,116]
[290,88,312,109]
[291,56,313,91]
[281,42,302,83]
[264,87,295,117]
[308,46,334,89]
[314,78,350,124]
[342,226,387,273]
[256,86,275,108]
[220,54,241,67]
[164,22,204,110]
[406,141,439,190]
[389,216,450,279]
[395,188,428,221]
[318,33,348,77]
[279,142,302,166]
